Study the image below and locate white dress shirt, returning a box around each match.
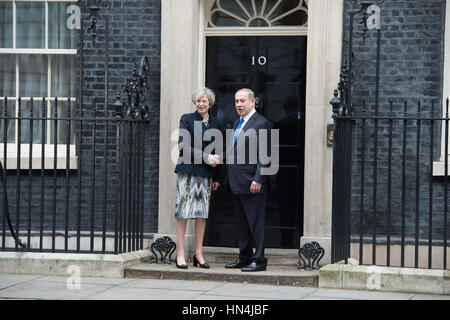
[240,108,256,130]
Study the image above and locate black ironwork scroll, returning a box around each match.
[114,56,150,120]
[150,236,176,264]
[298,241,324,270]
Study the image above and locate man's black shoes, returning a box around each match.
[241,261,267,272]
[225,258,251,269]
[225,258,267,272]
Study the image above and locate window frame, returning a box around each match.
[204,0,309,36]
[0,0,78,169]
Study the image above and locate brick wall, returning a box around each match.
[342,0,448,242]
[1,0,160,242]
[85,0,161,234]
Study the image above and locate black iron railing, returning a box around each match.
[331,95,449,270]
[0,1,152,255]
[0,91,149,254]
[330,0,448,270]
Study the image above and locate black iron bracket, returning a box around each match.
[150,236,177,264]
[80,0,111,45]
[298,241,325,270]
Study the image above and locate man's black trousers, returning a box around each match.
[232,192,268,264]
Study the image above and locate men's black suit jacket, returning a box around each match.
[226,111,272,195]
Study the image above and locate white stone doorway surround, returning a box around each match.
[157,0,343,265]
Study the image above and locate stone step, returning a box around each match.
[200,247,300,266]
[125,247,317,287]
[124,262,319,287]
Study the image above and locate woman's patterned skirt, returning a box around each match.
[175,172,212,219]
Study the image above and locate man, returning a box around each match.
[224,88,272,272]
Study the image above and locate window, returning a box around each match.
[0,0,77,169]
[207,0,308,27]
[204,0,308,36]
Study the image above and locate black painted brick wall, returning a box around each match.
[83,0,161,235]
[342,0,448,242]
[0,0,160,241]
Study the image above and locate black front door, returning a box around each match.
[205,36,307,249]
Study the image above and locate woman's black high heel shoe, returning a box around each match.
[175,257,188,269]
[193,255,210,269]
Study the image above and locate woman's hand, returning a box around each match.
[207,154,220,167]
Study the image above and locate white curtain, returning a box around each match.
[16,2,45,48]
[0,2,13,48]
[19,55,47,144]
[48,2,77,49]
[51,54,76,144]
[0,1,14,143]
[20,100,44,144]
[0,55,15,143]
[0,98,15,144]
[48,2,77,145]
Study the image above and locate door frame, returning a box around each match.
[198,3,308,88]
[204,35,307,248]
[158,0,343,264]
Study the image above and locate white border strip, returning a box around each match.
[0,49,77,54]
[0,97,76,101]
[204,26,308,36]
[0,0,75,2]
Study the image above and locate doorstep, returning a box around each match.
[124,247,319,287]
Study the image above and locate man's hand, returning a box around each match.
[207,154,220,167]
[250,181,262,194]
[212,181,220,191]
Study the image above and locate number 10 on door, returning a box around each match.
[251,56,267,66]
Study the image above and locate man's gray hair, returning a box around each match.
[192,87,216,106]
[235,88,255,100]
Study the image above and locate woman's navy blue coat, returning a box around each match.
[174,111,222,181]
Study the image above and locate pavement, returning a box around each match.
[0,273,448,301]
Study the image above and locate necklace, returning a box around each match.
[202,114,209,126]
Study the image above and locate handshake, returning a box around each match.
[207,154,220,167]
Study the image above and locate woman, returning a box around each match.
[174,87,221,269]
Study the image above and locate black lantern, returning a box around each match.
[82,0,111,45]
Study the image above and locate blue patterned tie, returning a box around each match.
[232,117,244,147]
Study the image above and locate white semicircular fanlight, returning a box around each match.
[208,0,308,28]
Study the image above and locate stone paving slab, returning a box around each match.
[0,280,115,300]
[204,282,318,300]
[0,275,42,290]
[192,294,266,300]
[410,294,450,300]
[33,275,134,285]
[0,274,448,300]
[302,296,348,300]
[307,288,414,300]
[88,287,204,300]
[121,278,224,291]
